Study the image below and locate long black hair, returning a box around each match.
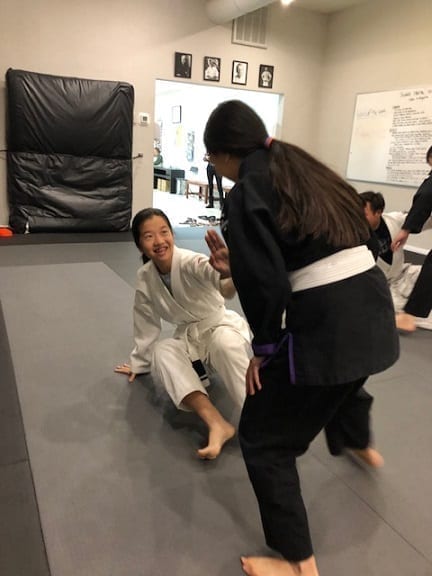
[131,208,173,264]
[359,191,385,213]
[204,100,369,248]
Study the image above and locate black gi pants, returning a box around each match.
[404,250,432,317]
[239,351,371,562]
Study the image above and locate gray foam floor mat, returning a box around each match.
[1,261,432,575]
[0,262,263,576]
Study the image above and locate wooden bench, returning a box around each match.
[185,179,232,204]
[185,180,209,203]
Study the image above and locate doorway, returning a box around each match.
[153,80,283,225]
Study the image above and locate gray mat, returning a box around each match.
[1,262,432,576]
[0,262,263,576]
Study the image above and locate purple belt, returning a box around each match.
[252,333,296,384]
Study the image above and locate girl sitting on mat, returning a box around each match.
[115,208,251,459]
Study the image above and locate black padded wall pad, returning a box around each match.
[6,69,134,233]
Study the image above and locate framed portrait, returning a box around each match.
[203,56,221,82]
[232,60,248,86]
[258,64,274,89]
[174,52,192,79]
[171,105,182,124]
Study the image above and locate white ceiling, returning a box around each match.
[289,0,371,13]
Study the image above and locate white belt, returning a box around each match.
[288,245,375,293]
[180,308,225,361]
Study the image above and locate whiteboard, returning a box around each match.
[347,87,432,187]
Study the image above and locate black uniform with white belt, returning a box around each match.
[221,149,399,562]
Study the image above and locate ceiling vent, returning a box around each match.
[232,7,268,49]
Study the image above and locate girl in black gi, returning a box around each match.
[203,100,399,576]
[391,145,432,332]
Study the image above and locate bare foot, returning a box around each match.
[396,312,416,333]
[241,557,296,576]
[240,556,319,576]
[350,447,384,468]
[197,421,235,459]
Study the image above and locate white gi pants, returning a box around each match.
[151,325,250,409]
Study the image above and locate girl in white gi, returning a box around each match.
[115,208,250,460]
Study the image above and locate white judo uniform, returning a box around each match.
[378,212,432,330]
[129,246,251,408]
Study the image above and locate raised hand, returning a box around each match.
[205,229,231,278]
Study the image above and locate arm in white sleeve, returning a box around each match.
[219,277,236,299]
[129,289,161,374]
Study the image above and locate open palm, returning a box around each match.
[205,229,231,278]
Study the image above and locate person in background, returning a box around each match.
[153,147,163,166]
[115,208,251,460]
[204,153,224,209]
[360,191,432,329]
[203,100,399,576]
[391,145,432,332]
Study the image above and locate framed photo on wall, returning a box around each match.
[232,60,248,85]
[259,65,274,89]
[174,52,192,79]
[203,56,221,82]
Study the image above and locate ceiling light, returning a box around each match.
[281,0,295,5]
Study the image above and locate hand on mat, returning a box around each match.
[205,229,231,278]
[114,363,136,382]
[246,356,264,396]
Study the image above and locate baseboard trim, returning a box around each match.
[405,244,429,256]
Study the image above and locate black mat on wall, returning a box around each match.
[6,69,134,233]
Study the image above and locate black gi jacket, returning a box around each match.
[221,150,399,387]
[403,174,432,233]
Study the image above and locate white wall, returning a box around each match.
[2,0,430,252]
[0,0,326,226]
[318,0,432,251]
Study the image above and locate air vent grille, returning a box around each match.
[232,7,268,49]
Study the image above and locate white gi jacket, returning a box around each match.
[129,246,250,374]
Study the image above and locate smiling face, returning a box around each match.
[138,215,174,273]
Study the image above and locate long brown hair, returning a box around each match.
[204,100,369,247]
[269,140,369,245]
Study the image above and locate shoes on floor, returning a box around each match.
[179,217,197,225]
[198,215,218,224]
